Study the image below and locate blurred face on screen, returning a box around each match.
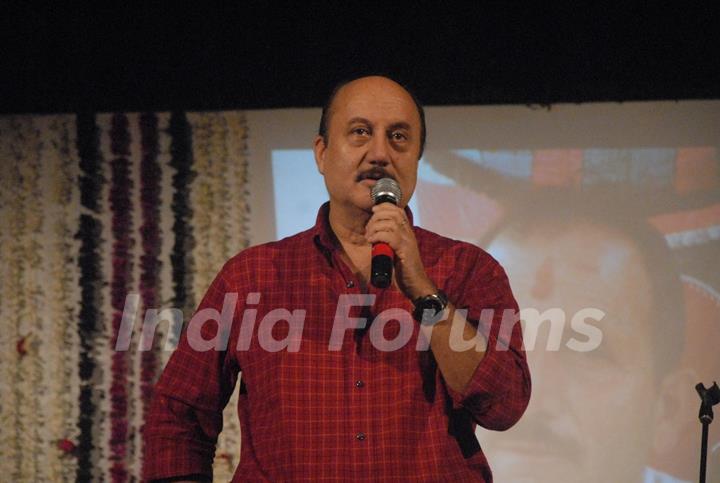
[313,76,422,212]
[481,221,658,482]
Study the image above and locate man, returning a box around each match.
[143,76,531,481]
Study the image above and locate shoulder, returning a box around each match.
[217,227,316,285]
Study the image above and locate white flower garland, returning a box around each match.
[188,112,245,480]
[188,112,214,300]
[27,118,49,481]
[0,117,21,480]
[9,116,42,481]
[126,112,143,482]
[156,112,176,369]
[96,112,115,482]
[37,115,82,481]
[224,111,251,255]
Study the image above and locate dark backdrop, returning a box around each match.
[2,3,719,114]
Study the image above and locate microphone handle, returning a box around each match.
[371,242,394,288]
[370,189,400,288]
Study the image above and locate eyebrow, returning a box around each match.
[346,117,412,132]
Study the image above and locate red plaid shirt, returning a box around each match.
[144,203,530,482]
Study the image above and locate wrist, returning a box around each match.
[412,290,449,325]
[407,277,437,301]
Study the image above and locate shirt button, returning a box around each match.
[355,380,364,388]
[355,432,366,441]
[346,281,355,288]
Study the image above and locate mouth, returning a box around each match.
[356,169,392,183]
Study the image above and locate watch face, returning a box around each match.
[415,293,447,324]
[422,298,444,314]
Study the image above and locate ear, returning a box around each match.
[313,135,326,175]
[652,368,698,455]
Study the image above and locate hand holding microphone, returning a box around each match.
[367,177,438,301]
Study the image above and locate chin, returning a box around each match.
[350,186,375,208]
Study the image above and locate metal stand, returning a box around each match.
[695,382,720,483]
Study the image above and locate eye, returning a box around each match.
[351,127,370,136]
[390,131,408,141]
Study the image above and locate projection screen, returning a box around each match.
[246,100,720,483]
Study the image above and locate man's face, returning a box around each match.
[314,76,422,211]
[480,221,657,483]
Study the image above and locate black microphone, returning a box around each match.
[370,178,402,288]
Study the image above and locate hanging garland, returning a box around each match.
[138,111,161,457]
[155,113,176,370]
[208,113,231,267]
[94,113,115,483]
[0,122,9,476]
[188,113,214,304]
[108,113,133,483]
[168,111,196,324]
[10,117,43,481]
[224,111,251,254]
[76,112,103,482]
[127,113,142,482]
[41,116,81,481]
[0,109,255,480]
[16,117,48,481]
[0,117,25,481]
[0,118,14,477]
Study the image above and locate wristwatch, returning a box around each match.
[412,291,449,324]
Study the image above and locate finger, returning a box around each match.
[367,219,401,234]
[366,212,402,231]
[366,218,409,240]
[367,229,400,247]
[372,203,404,217]
[370,205,408,226]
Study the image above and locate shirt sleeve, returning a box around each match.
[143,266,241,481]
[445,251,532,431]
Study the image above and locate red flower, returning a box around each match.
[16,336,28,356]
[57,439,76,454]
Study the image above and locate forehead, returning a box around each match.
[329,78,421,128]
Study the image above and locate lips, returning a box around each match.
[356,168,392,182]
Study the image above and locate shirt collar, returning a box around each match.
[312,201,415,255]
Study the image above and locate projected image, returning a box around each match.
[424,148,720,483]
[272,146,720,483]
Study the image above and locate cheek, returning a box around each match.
[398,170,418,202]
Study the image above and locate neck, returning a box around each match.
[328,202,372,249]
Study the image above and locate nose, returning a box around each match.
[366,132,392,167]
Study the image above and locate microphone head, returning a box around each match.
[371,178,402,205]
